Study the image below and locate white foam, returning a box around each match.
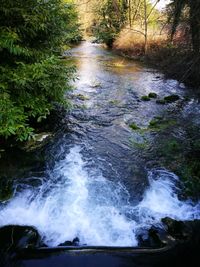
[0,147,199,246]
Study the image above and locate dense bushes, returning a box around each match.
[0,0,80,141]
[92,0,127,47]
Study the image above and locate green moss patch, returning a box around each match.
[129,123,140,130]
[164,94,180,103]
[141,95,151,101]
[149,117,176,131]
[148,92,157,98]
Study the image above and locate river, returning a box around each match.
[0,42,199,249]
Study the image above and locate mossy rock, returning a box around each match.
[156,99,166,105]
[23,132,53,152]
[164,94,180,103]
[0,179,13,202]
[131,140,149,149]
[149,117,176,131]
[90,81,102,88]
[76,94,90,101]
[161,217,189,240]
[164,139,181,154]
[129,123,140,130]
[141,95,151,101]
[109,99,120,105]
[148,92,157,98]
[0,225,42,250]
[0,149,5,160]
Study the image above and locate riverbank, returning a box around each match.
[113,35,200,89]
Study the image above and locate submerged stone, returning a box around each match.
[149,117,176,131]
[164,94,180,103]
[156,99,166,105]
[129,123,140,130]
[141,96,151,101]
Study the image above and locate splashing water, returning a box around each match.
[0,146,199,247]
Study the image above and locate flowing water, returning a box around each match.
[0,42,200,247]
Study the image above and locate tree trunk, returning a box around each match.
[128,0,132,27]
[144,0,148,54]
[189,0,200,54]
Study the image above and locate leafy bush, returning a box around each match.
[93,0,127,47]
[0,0,79,141]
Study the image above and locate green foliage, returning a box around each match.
[63,1,83,43]
[157,134,200,198]
[93,0,128,46]
[0,0,79,141]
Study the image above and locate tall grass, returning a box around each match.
[113,26,200,87]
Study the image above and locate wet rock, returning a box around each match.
[141,96,151,101]
[148,117,176,131]
[138,218,200,250]
[0,179,13,201]
[90,81,102,88]
[0,225,42,251]
[58,237,80,247]
[75,94,90,101]
[72,237,80,246]
[138,228,165,248]
[58,241,73,246]
[148,92,157,98]
[164,94,180,103]
[162,217,192,240]
[23,132,53,152]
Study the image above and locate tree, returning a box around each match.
[93,0,128,47]
[126,0,160,54]
[171,0,200,54]
[0,0,79,141]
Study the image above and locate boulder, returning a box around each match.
[0,225,42,251]
[141,96,151,101]
[58,237,80,247]
[148,92,157,98]
[164,94,180,103]
[162,217,192,240]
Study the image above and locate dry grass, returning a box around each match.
[113,27,168,57]
[113,26,200,87]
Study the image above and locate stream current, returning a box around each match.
[0,42,199,247]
